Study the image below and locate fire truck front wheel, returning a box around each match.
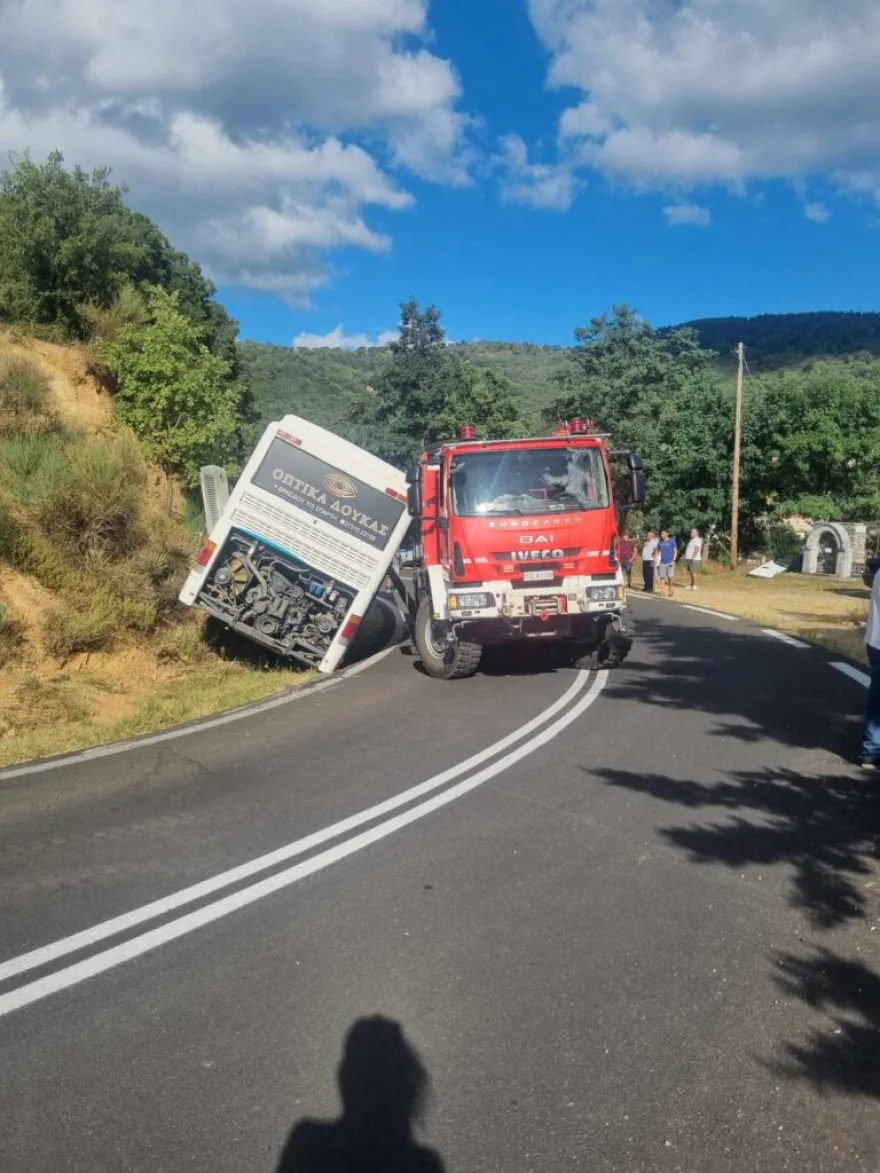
[414,598,482,680]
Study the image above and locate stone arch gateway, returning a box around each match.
[801,522,867,578]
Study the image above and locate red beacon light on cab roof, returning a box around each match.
[554,418,598,437]
[460,424,476,439]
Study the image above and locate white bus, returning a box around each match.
[179,415,411,672]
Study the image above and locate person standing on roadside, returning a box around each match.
[860,567,880,769]
[618,531,636,589]
[656,530,678,598]
[684,528,703,591]
[641,530,659,593]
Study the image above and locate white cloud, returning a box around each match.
[804,202,832,223]
[528,0,880,206]
[0,1,471,302]
[494,134,576,210]
[293,324,397,350]
[663,202,711,227]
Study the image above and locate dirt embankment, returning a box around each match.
[0,330,304,768]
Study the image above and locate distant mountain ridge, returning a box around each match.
[664,310,880,370]
[239,311,880,430]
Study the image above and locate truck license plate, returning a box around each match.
[524,569,554,582]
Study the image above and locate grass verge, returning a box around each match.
[645,563,870,664]
[0,659,314,769]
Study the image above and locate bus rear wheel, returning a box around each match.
[414,598,482,680]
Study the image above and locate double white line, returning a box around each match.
[0,669,608,1019]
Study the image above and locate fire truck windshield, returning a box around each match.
[450,446,610,517]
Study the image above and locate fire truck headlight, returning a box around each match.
[448,592,494,611]
[587,586,618,602]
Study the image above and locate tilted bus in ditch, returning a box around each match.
[179,416,411,673]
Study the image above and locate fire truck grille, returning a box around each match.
[525,595,564,617]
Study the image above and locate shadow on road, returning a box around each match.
[603,615,861,758]
[592,610,880,1098]
[769,948,880,1097]
[276,1016,446,1173]
[590,764,880,930]
[407,640,568,679]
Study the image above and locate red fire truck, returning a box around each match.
[403,419,645,679]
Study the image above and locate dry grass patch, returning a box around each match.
[0,656,312,768]
[663,564,870,664]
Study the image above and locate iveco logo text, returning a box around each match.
[510,549,565,561]
[322,474,357,498]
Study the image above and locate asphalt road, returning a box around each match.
[1,595,879,1172]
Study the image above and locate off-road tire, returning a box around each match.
[604,609,635,668]
[414,597,482,680]
[572,610,635,671]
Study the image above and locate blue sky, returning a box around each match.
[2,0,879,347]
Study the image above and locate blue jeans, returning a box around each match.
[862,645,880,761]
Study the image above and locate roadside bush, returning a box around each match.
[0,603,25,666]
[0,500,18,561]
[11,431,143,558]
[42,600,115,660]
[156,622,211,665]
[0,357,58,437]
[0,433,66,493]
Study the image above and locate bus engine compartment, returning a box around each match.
[196,531,355,667]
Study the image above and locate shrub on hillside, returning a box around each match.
[156,622,211,665]
[3,431,143,558]
[0,603,25,666]
[0,499,18,561]
[0,357,58,436]
[42,600,115,661]
[98,287,247,489]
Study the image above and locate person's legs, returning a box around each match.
[643,560,654,593]
[861,645,880,765]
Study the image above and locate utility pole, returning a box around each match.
[730,342,744,566]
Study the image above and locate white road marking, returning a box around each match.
[681,605,740,622]
[0,673,590,985]
[0,645,396,783]
[761,630,809,649]
[831,662,871,688]
[0,672,608,1018]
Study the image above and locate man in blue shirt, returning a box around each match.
[656,530,678,597]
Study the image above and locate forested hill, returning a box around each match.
[237,339,570,431]
[240,310,880,431]
[669,311,880,370]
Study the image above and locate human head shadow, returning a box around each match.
[275,1016,446,1173]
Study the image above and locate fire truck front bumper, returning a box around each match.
[444,576,626,632]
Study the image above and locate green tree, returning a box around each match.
[0,152,240,361]
[98,288,247,494]
[360,298,525,464]
[546,305,721,534]
[547,304,715,440]
[742,360,880,522]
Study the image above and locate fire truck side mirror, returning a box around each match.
[407,479,422,519]
[626,453,645,508]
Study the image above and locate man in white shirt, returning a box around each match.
[684,529,703,591]
[861,567,880,768]
[641,530,659,593]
